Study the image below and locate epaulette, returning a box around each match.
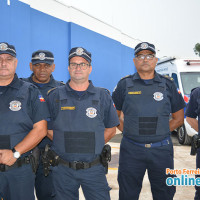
[191,87,198,93]
[47,87,57,95]
[60,81,65,85]
[99,87,110,94]
[162,74,174,81]
[120,75,132,80]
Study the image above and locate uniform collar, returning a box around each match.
[132,71,162,83]
[66,80,96,94]
[29,73,56,86]
[7,73,21,89]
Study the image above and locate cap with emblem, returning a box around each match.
[68,47,92,64]
[0,42,16,57]
[134,42,156,55]
[31,50,54,65]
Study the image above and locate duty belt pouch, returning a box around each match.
[100,144,111,174]
[64,132,95,153]
[29,146,40,173]
[0,135,11,149]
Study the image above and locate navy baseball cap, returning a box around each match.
[0,42,16,57]
[31,50,54,65]
[68,47,91,64]
[134,42,156,55]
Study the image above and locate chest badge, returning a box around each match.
[86,107,97,118]
[153,92,163,101]
[9,100,22,111]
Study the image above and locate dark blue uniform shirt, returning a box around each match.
[112,72,185,143]
[0,74,49,124]
[21,74,64,148]
[22,74,65,100]
[185,87,200,134]
[113,72,185,113]
[48,80,119,128]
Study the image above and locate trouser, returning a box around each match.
[52,164,111,200]
[194,148,200,200]
[118,137,176,200]
[0,173,10,200]
[35,157,54,200]
[0,164,35,200]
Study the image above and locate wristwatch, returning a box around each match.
[12,147,21,159]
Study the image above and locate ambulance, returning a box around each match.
[156,57,200,145]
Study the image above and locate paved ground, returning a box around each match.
[79,131,196,200]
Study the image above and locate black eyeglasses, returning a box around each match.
[69,63,90,70]
[136,54,155,60]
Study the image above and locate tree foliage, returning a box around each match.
[194,43,200,56]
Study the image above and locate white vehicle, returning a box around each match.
[156,57,200,145]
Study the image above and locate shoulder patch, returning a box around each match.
[120,75,132,80]
[47,87,57,95]
[162,74,174,81]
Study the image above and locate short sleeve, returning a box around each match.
[185,88,199,118]
[112,80,126,111]
[27,86,50,124]
[170,81,186,113]
[101,91,119,128]
[46,89,60,129]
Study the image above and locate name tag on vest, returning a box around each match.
[61,106,76,110]
[128,91,142,95]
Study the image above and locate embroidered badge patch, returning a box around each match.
[141,43,148,49]
[153,92,163,101]
[38,52,45,60]
[86,107,97,118]
[0,43,8,51]
[39,95,45,102]
[76,47,84,55]
[9,100,21,111]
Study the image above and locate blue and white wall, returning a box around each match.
[0,0,140,91]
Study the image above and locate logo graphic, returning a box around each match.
[141,43,148,49]
[86,107,97,118]
[153,92,163,101]
[9,100,21,111]
[38,52,46,60]
[0,43,8,51]
[39,95,45,102]
[76,48,84,55]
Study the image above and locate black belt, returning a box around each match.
[0,156,30,172]
[58,157,101,170]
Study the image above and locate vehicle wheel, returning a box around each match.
[177,125,192,145]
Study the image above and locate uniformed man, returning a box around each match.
[0,42,49,200]
[22,50,65,200]
[112,42,185,200]
[185,87,200,200]
[47,47,119,200]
